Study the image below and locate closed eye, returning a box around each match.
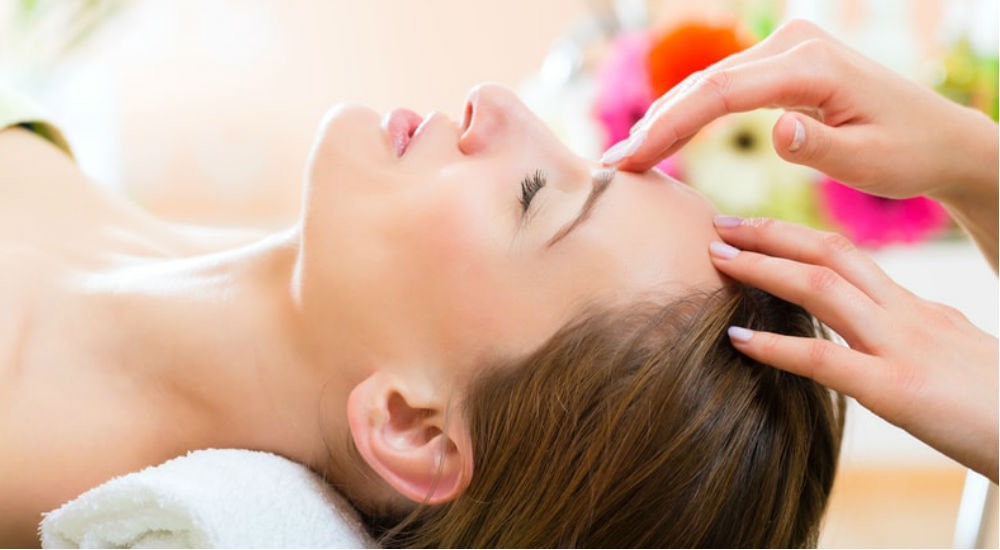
[519,170,546,212]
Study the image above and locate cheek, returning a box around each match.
[402,188,581,367]
[396,189,512,327]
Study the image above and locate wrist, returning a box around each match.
[928,107,998,208]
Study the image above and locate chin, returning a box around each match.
[305,103,389,196]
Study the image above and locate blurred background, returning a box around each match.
[1,0,997,547]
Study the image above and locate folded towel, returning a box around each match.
[39,448,378,548]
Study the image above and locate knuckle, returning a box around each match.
[942,305,969,323]
[885,360,927,407]
[807,266,840,293]
[807,340,833,370]
[741,250,768,271]
[921,301,969,327]
[756,332,781,359]
[778,18,822,39]
[744,216,776,231]
[647,94,666,113]
[797,37,834,61]
[820,231,856,256]
[696,70,733,111]
[675,70,705,94]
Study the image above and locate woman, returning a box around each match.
[0,83,843,547]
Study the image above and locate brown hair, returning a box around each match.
[369,283,845,548]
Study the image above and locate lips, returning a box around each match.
[384,108,423,157]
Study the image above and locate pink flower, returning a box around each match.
[594,32,654,147]
[593,32,681,178]
[818,178,951,248]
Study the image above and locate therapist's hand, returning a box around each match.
[604,19,998,205]
[708,215,999,482]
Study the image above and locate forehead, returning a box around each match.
[545,169,725,301]
[471,168,725,370]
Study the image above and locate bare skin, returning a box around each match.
[0,127,278,547]
[604,19,999,482]
[0,84,727,546]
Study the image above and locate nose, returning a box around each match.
[459,83,547,156]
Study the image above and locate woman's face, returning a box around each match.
[297,84,724,384]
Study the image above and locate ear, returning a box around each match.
[347,372,474,504]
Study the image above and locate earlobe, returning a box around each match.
[347,373,473,504]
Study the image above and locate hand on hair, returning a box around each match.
[603,18,999,271]
[707,216,998,483]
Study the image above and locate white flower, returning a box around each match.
[679,109,817,222]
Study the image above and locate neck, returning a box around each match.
[72,223,361,480]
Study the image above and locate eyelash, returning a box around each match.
[519,170,546,212]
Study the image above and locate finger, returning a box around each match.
[614,41,838,171]
[726,326,882,403]
[712,216,903,306]
[634,19,838,133]
[708,242,887,351]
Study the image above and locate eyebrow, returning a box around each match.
[545,168,615,248]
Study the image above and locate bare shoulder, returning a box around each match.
[0,248,135,547]
[0,247,62,548]
[0,251,154,547]
[0,125,122,239]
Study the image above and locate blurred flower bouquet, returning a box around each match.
[0,0,122,89]
[522,4,998,250]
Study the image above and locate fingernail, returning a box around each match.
[713,215,742,228]
[709,241,740,259]
[788,118,805,152]
[600,129,647,165]
[727,326,753,343]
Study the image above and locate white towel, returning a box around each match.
[39,448,379,549]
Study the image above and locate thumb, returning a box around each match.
[772,112,845,174]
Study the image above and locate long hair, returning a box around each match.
[369,283,845,548]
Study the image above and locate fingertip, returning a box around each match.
[599,129,648,166]
[709,241,741,260]
[772,113,804,155]
[727,326,754,343]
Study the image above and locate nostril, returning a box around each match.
[461,100,473,132]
